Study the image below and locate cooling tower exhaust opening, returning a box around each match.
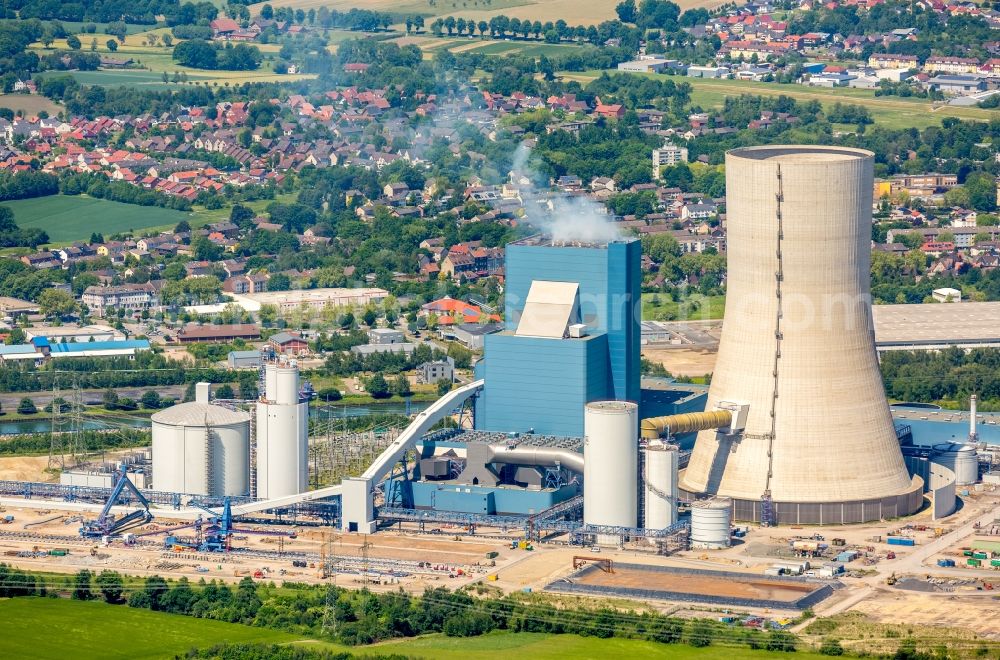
[680,145,920,524]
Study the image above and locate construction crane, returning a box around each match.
[163,498,297,553]
[79,471,152,539]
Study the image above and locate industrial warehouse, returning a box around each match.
[0,147,999,635]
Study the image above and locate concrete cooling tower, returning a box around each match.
[680,146,923,524]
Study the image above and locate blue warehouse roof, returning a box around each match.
[47,340,151,353]
[0,344,40,355]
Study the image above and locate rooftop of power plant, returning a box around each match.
[511,234,638,248]
[420,429,583,451]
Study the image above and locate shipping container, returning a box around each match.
[937,559,955,567]
[991,559,1000,568]
[967,558,982,567]
[887,537,915,546]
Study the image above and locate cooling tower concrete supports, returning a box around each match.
[681,146,922,524]
[256,362,308,500]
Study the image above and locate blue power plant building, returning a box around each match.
[475,235,642,437]
[376,233,708,520]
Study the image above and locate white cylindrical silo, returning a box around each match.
[275,365,299,405]
[690,498,732,549]
[643,441,679,530]
[256,362,308,499]
[264,363,279,401]
[933,443,979,485]
[152,401,250,496]
[583,401,638,531]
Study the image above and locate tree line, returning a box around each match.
[19,568,802,653]
[0,169,193,213]
[881,347,1000,411]
[0,352,244,394]
[10,0,173,24]
[172,40,262,72]
[0,429,149,456]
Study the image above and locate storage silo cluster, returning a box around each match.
[151,383,250,497]
[151,361,310,501]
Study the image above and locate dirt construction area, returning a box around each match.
[0,455,55,482]
[0,504,514,594]
[850,589,1000,639]
[573,564,819,602]
[642,347,718,377]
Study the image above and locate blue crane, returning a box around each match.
[163,498,297,552]
[79,471,152,539]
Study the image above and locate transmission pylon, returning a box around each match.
[320,532,341,639]
[47,376,64,470]
[68,376,84,466]
[360,535,372,586]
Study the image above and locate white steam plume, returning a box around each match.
[510,142,621,244]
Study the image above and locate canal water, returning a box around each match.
[0,401,431,435]
[2,400,994,446]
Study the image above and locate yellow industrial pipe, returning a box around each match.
[639,410,732,439]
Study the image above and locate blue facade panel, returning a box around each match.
[477,332,609,437]
[607,240,641,402]
[477,237,640,436]
[410,481,578,515]
[433,487,495,514]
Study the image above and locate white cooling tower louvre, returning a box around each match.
[583,401,638,530]
[681,146,922,524]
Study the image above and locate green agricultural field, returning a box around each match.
[0,598,302,660]
[561,70,996,129]
[0,598,828,660]
[32,29,315,88]
[457,41,585,57]
[38,69,213,89]
[363,632,828,659]
[4,195,192,243]
[253,0,725,26]
[643,293,726,321]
